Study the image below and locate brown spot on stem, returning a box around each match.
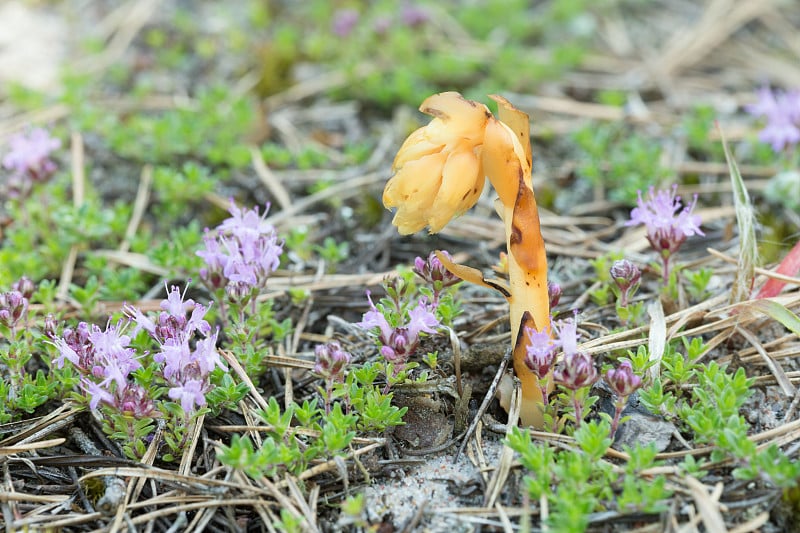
[509,173,546,274]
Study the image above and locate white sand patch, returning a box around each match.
[0,2,67,91]
[361,435,506,532]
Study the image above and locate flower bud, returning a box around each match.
[388,328,410,356]
[0,290,28,328]
[413,251,460,289]
[553,351,598,391]
[610,259,641,307]
[605,361,642,398]
[12,277,35,300]
[314,341,352,380]
[547,281,562,308]
[117,384,158,418]
[44,313,58,339]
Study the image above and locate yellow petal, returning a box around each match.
[384,152,445,207]
[383,153,446,234]
[482,118,529,209]
[420,92,491,141]
[427,148,484,232]
[392,127,443,170]
[489,94,532,173]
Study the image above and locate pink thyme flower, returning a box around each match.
[0,290,28,330]
[605,360,643,438]
[332,9,359,37]
[168,378,207,413]
[625,185,704,282]
[413,251,460,289]
[554,316,579,358]
[3,128,60,180]
[547,281,562,308]
[406,298,439,338]
[551,316,598,391]
[356,292,440,370]
[126,284,224,415]
[746,86,800,152]
[523,327,557,379]
[356,290,393,340]
[197,200,283,299]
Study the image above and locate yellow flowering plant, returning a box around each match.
[383,91,551,427]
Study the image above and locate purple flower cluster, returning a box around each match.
[52,319,155,417]
[625,185,703,282]
[746,86,800,152]
[523,327,558,381]
[2,128,60,198]
[0,278,33,344]
[331,3,428,37]
[524,315,644,431]
[197,200,283,301]
[52,285,224,417]
[413,251,460,289]
[524,316,598,390]
[125,285,224,414]
[356,290,439,368]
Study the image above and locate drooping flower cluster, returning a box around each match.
[2,128,61,198]
[356,290,439,369]
[625,185,704,282]
[384,92,492,233]
[745,86,800,152]
[125,285,224,414]
[52,319,155,417]
[196,200,284,302]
